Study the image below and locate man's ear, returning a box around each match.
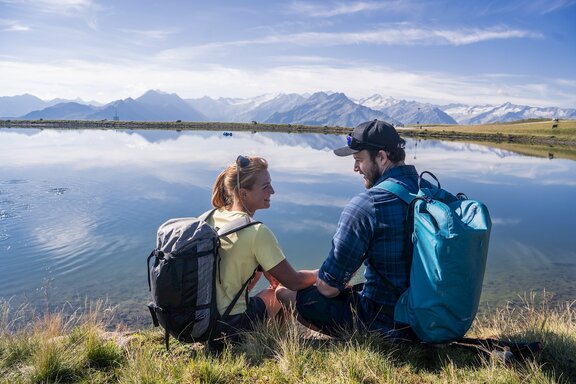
[377,149,389,166]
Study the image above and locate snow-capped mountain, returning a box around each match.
[186,93,307,122]
[19,90,207,122]
[2,90,574,126]
[264,92,399,127]
[441,102,576,124]
[357,95,457,125]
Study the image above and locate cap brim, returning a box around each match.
[333,146,358,156]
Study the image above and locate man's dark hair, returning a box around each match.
[367,138,406,163]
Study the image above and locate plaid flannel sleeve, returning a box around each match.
[318,193,375,291]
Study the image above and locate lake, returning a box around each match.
[1,127,575,328]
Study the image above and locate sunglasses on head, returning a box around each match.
[236,155,250,190]
[346,134,384,151]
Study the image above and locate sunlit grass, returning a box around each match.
[1,292,574,383]
[402,119,576,145]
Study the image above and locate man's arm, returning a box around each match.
[316,193,374,298]
[316,276,340,298]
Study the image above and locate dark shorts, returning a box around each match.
[213,296,267,340]
[296,285,416,341]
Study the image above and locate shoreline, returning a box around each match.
[2,118,575,144]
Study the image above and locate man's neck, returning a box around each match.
[381,160,405,175]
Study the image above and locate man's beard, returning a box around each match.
[363,162,381,188]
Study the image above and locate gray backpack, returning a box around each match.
[147,209,260,349]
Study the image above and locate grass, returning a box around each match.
[1,292,575,383]
[401,119,576,147]
[2,118,576,144]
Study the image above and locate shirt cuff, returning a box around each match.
[318,268,347,291]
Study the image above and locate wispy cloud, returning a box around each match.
[2,0,96,14]
[2,58,574,108]
[160,25,541,59]
[474,0,576,16]
[116,28,178,47]
[0,19,31,32]
[287,1,400,17]
[119,28,178,41]
[432,27,542,45]
[525,0,576,14]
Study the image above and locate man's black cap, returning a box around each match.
[333,119,401,156]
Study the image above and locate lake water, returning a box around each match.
[1,128,575,328]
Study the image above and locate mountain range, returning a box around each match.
[1,90,574,127]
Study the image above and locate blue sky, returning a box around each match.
[1,0,575,107]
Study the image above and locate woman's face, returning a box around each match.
[241,169,275,213]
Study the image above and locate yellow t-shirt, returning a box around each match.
[207,208,285,316]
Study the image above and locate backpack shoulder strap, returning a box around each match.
[368,179,418,296]
[374,180,416,204]
[198,208,217,222]
[217,216,261,237]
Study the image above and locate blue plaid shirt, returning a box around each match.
[318,165,421,308]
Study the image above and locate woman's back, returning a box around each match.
[208,208,285,316]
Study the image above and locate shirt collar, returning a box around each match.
[374,164,418,186]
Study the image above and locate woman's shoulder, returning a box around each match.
[211,208,269,232]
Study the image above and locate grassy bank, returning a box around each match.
[400,119,576,147]
[2,119,576,144]
[1,293,574,383]
[0,119,352,135]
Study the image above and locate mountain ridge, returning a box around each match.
[3,90,575,127]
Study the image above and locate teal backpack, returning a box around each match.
[374,171,491,343]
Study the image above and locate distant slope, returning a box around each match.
[186,93,307,122]
[265,92,397,127]
[22,102,98,120]
[16,90,207,122]
[0,94,50,118]
[441,102,576,124]
[358,95,457,125]
[4,90,575,125]
[88,90,207,122]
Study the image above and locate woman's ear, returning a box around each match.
[239,188,248,199]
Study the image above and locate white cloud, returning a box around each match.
[526,0,576,14]
[281,219,337,234]
[0,20,31,32]
[274,192,350,208]
[287,1,396,17]
[1,58,574,108]
[432,27,542,45]
[491,218,522,226]
[3,0,96,14]
[157,25,540,56]
[119,28,178,41]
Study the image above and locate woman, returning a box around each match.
[207,155,317,340]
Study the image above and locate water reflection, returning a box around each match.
[1,128,575,327]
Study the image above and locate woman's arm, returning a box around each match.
[267,260,317,291]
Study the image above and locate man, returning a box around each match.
[293,119,423,339]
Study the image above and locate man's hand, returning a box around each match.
[316,277,340,298]
[264,270,280,289]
